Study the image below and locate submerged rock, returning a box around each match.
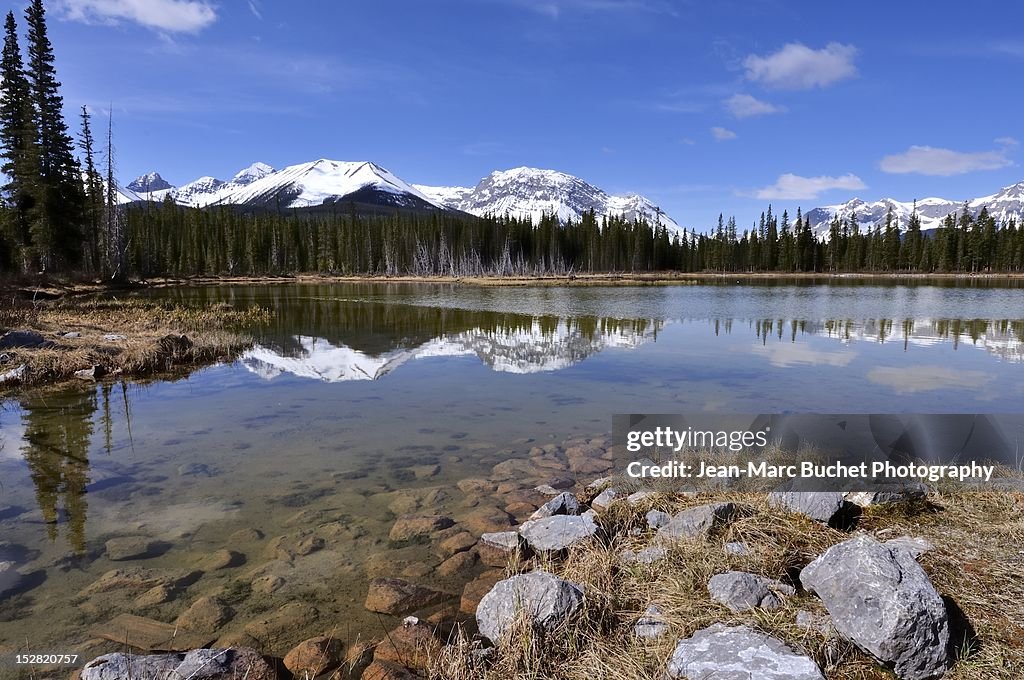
[800,535,950,680]
[665,624,825,680]
[105,536,158,561]
[364,578,449,615]
[476,571,584,644]
[388,515,454,542]
[0,560,23,598]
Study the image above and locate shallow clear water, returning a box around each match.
[2,281,1024,666]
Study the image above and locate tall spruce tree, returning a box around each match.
[24,0,84,270]
[78,104,103,273]
[0,10,36,271]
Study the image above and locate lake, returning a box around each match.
[2,280,1024,667]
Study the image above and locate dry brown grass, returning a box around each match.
[0,297,269,388]
[431,484,1024,680]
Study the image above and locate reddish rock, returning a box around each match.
[284,635,343,678]
[365,578,449,615]
[438,532,476,557]
[363,659,419,680]
[374,619,444,671]
[460,570,504,615]
[389,515,454,542]
[437,550,478,577]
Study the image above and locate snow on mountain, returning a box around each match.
[211,159,443,210]
[231,162,275,187]
[415,167,685,237]
[806,182,1024,237]
[171,176,226,207]
[127,172,173,193]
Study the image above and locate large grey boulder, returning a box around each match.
[529,492,580,520]
[707,571,795,612]
[657,503,745,541]
[768,491,848,525]
[476,571,584,644]
[646,510,671,529]
[518,514,599,553]
[81,648,274,680]
[800,535,950,680]
[665,624,825,680]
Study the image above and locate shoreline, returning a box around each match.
[3,270,1024,299]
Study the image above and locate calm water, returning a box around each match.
[2,281,1024,666]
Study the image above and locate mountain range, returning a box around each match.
[120,161,685,236]
[122,159,1024,238]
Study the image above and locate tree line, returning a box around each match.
[1,0,1023,279]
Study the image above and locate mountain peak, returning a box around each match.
[127,172,173,193]
[232,162,275,185]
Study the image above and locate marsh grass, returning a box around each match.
[431,483,1024,680]
[0,298,269,388]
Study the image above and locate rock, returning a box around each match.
[884,536,935,560]
[768,491,850,525]
[461,571,503,614]
[800,534,950,680]
[665,624,825,680]
[634,604,669,639]
[365,578,449,615]
[363,660,419,680]
[88,614,215,652]
[590,488,618,511]
[796,610,835,635]
[476,571,584,645]
[477,531,523,567]
[75,365,106,380]
[176,596,234,632]
[251,574,285,594]
[586,476,615,490]
[457,478,495,494]
[243,602,319,648]
[412,464,440,479]
[102,334,127,341]
[0,364,25,383]
[134,583,178,607]
[529,491,580,520]
[388,515,454,542]
[707,571,795,612]
[845,483,928,507]
[228,527,264,543]
[657,503,746,541]
[646,510,671,529]
[437,550,477,577]
[518,514,599,553]
[105,536,158,561]
[534,484,563,496]
[568,456,614,475]
[284,635,343,678]
[724,541,750,556]
[373,618,443,671]
[61,331,81,338]
[81,648,274,680]
[344,639,378,679]
[0,330,45,349]
[619,545,668,565]
[627,491,656,505]
[200,549,245,571]
[459,507,514,534]
[157,334,193,355]
[438,531,476,557]
[80,568,201,596]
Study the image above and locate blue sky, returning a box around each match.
[10,0,1024,230]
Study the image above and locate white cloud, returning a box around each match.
[711,126,736,141]
[880,145,1013,176]
[744,42,858,90]
[724,93,784,118]
[995,136,1019,147]
[755,173,866,200]
[60,0,217,33]
[247,0,262,20]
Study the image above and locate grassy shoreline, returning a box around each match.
[0,298,268,390]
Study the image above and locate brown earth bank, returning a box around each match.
[0,297,268,390]
[24,431,1021,680]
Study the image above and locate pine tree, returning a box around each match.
[0,10,36,271]
[78,105,103,273]
[24,0,84,270]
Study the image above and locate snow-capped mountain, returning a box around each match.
[127,171,173,193]
[215,159,442,210]
[415,167,684,236]
[806,182,1024,236]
